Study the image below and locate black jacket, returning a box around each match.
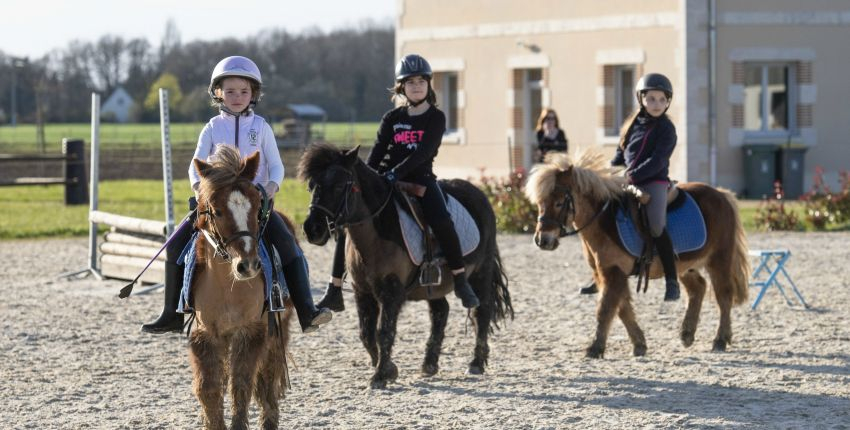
[366,105,446,181]
[611,112,676,184]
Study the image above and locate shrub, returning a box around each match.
[754,180,801,231]
[802,166,850,230]
[478,168,538,234]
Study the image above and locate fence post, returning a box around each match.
[63,138,88,205]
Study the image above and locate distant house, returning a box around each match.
[101,87,134,123]
[277,104,328,148]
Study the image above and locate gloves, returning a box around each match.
[382,170,398,184]
[262,182,279,200]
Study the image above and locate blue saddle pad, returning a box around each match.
[614,191,707,258]
[176,232,284,314]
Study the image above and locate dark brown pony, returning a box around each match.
[190,145,293,430]
[298,142,513,389]
[524,151,749,357]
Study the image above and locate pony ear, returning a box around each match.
[194,158,213,178]
[342,145,360,167]
[241,151,260,181]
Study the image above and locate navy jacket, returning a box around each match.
[611,112,677,185]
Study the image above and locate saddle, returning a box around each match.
[176,232,290,315]
[614,184,707,292]
[393,181,480,287]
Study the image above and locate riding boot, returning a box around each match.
[655,229,681,301]
[452,272,480,309]
[317,283,345,312]
[579,280,598,295]
[284,255,333,333]
[141,262,184,333]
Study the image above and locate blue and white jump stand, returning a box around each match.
[748,249,809,311]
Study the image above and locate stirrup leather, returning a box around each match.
[267,246,289,313]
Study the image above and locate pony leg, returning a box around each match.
[254,344,281,430]
[679,269,707,347]
[468,266,494,374]
[616,296,647,357]
[229,324,266,430]
[586,267,628,359]
[706,263,734,351]
[189,330,226,430]
[422,297,449,377]
[371,284,404,389]
[354,290,380,367]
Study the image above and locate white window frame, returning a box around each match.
[743,62,797,138]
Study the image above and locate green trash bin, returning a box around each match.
[777,144,808,199]
[742,144,778,199]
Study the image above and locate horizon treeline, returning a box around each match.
[0,21,395,124]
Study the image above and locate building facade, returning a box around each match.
[396,0,850,197]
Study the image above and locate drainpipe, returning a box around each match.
[708,0,717,186]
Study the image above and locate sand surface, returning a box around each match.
[1,232,848,429]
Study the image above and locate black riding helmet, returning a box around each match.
[635,72,673,105]
[395,54,432,82]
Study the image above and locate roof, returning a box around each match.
[286,104,327,120]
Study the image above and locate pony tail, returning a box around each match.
[723,189,751,305]
[617,109,641,150]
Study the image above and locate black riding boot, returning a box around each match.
[141,262,184,333]
[430,222,480,309]
[655,229,681,301]
[579,280,598,295]
[452,272,480,309]
[285,256,333,333]
[317,283,345,312]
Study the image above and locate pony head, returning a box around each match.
[524,150,624,250]
[194,145,264,280]
[298,142,362,245]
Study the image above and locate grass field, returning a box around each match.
[0,122,379,152]
[0,179,311,239]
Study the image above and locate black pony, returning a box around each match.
[298,143,513,388]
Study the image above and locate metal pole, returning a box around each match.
[708,0,718,187]
[159,88,175,236]
[88,93,102,279]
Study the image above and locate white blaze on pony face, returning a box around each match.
[228,190,253,253]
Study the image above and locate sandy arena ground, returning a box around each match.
[1,232,848,429]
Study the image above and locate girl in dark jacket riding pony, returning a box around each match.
[611,72,681,301]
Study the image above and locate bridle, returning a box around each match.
[537,184,610,237]
[308,165,393,237]
[197,183,270,263]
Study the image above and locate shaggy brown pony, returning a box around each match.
[298,143,513,389]
[524,151,749,357]
[190,145,293,430]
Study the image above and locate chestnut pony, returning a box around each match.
[189,145,293,430]
[524,151,749,358]
[298,143,513,389]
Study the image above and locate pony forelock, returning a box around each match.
[198,144,250,199]
[297,142,344,183]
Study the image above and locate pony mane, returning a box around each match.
[198,144,250,198]
[525,150,625,204]
[297,142,346,183]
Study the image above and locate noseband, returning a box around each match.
[537,185,610,237]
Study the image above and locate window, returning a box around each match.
[432,71,459,132]
[607,65,636,136]
[744,63,796,134]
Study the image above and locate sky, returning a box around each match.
[1,0,396,59]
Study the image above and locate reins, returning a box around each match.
[538,185,611,237]
[308,165,394,236]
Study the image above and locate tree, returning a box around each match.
[143,73,183,120]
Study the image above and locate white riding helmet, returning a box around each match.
[208,56,263,105]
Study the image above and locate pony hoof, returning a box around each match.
[633,345,647,357]
[466,364,485,375]
[585,346,605,359]
[421,363,439,377]
[712,339,727,352]
[369,377,388,389]
[681,331,695,347]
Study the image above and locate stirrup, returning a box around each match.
[268,280,289,313]
[419,260,442,287]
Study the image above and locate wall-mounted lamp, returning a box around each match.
[516,40,541,53]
